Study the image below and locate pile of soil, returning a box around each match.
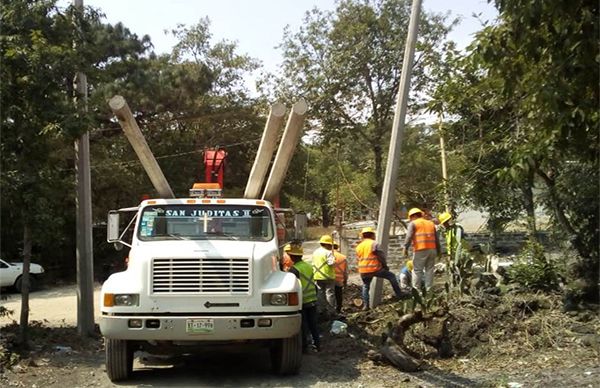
[335,285,600,386]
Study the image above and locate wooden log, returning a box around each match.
[379,338,422,372]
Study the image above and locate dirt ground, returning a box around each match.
[1,277,599,388]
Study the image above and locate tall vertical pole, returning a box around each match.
[438,113,449,212]
[371,0,422,308]
[74,0,95,337]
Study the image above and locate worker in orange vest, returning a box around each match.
[402,208,441,291]
[355,227,403,310]
[332,242,348,314]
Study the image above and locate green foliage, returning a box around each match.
[409,286,442,313]
[444,251,476,296]
[1,2,264,280]
[0,306,13,319]
[431,0,598,302]
[508,241,561,292]
[271,0,454,202]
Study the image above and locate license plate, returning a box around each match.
[186,318,214,334]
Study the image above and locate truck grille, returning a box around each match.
[152,257,251,294]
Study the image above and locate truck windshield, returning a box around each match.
[138,204,274,242]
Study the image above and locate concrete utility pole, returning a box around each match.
[74,0,95,337]
[371,0,422,308]
[262,100,308,202]
[244,102,286,199]
[109,95,175,198]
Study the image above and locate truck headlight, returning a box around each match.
[262,292,299,306]
[104,293,139,307]
[270,293,288,306]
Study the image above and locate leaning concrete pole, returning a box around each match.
[109,95,175,198]
[371,0,422,308]
[262,100,308,202]
[74,0,95,338]
[244,102,287,199]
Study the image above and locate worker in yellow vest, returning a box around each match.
[438,212,468,260]
[285,243,320,352]
[312,235,337,309]
[402,208,441,291]
[332,242,348,314]
[355,227,403,310]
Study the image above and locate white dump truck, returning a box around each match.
[100,193,303,381]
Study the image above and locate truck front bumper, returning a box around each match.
[100,313,301,341]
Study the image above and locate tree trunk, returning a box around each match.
[320,190,331,227]
[535,168,590,258]
[19,221,32,348]
[536,167,598,302]
[373,143,383,197]
[487,215,503,254]
[522,168,538,243]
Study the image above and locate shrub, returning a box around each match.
[508,241,561,292]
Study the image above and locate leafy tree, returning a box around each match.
[90,17,264,217]
[432,0,599,301]
[1,0,153,343]
[271,0,455,198]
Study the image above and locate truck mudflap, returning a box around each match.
[100,313,301,341]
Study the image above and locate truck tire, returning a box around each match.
[105,338,133,382]
[270,332,302,375]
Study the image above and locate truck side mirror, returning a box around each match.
[294,213,307,241]
[107,211,120,243]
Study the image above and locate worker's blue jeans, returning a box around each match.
[301,302,320,351]
[361,269,403,308]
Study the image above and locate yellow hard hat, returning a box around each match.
[319,235,333,245]
[284,243,303,256]
[408,208,423,218]
[438,212,452,224]
[406,260,414,271]
[360,226,376,236]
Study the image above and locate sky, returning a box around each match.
[59,0,498,73]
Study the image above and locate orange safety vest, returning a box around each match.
[355,238,382,274]
[412,218,437,251]
[281,253,293,272]
[333,251,348,286]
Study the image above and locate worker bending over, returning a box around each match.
[355,227,403,310]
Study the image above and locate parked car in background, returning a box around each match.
[0,258,45,292]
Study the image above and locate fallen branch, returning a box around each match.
[377,306,450,370]
[379,337,422,372]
